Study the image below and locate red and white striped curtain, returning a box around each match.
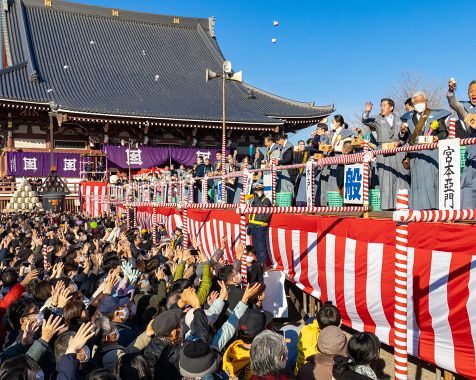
[141,207,476,378]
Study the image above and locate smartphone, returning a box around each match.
[190,249,199,256]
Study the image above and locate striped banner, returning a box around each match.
[80,181,108,217]
[134,206,476,378]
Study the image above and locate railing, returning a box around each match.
[101,118,472,212]
[83,118,475,380]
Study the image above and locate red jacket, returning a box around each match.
[0,283,25,347]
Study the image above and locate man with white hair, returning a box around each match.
[399,91,451,209]
[250,330,293,379]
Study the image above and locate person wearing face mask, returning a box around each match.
[399,91,451,210]
[98,296,137,346]
[54,323,96,380]
[90,316,153,370]
[447,79,476,208]
[111,303,141,347]
[360,99,409,210]
[246,184,272,265]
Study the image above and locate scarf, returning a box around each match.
[353,364,378,379]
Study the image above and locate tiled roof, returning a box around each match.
[0,0,334,126]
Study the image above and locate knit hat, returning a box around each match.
[238,309,273,338]
[317,325,348,355]
[151,308,183,337]
[179,340,222,378]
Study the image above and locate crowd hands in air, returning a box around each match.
[113,78,476,211]
[0,211,386,380]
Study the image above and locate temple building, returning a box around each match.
[0,0,333,207]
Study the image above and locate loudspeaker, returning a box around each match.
[229,70,243,83]
[205,68,219,82]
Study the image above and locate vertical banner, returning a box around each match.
[343,163,364,204]
[438,138,461,210]
[263,172,272,201]
[245,171,254,195]
[305,160,314,206]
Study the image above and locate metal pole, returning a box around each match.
[363,140,370,218]
[128,141,132,184]
[48,112,54,170]
[221,74,227,203]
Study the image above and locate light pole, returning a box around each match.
[48,101,63,172]
[206,61,242,203]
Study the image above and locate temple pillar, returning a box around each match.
[6,113,13,150]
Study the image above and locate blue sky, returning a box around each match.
[8,0,476,142]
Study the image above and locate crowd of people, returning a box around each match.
[0,211,387,380]
[107,79,476,211]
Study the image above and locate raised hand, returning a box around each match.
[180,288,201,309]
[57,287,73,308]
[155,267,165,281]
[22,320,40,346]
[65,322,96,354]
[220,236,227,251]
[103,269,120,295]
[51,280,65,307]
[235,242,244,261]
[364,101,373,113]
[121,262,140,284]
[20,269,39,287]
[218,280,229,301]
[448,78,457,93]
[207,291,219,306]
[145,319,155,337]
[400,122,409,135]
[82,243,91,255]
[242,283,263,304]
[41,315,67,343]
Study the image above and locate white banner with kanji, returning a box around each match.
[438,139,460,210]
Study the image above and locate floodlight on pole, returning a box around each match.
[205,61,243,203]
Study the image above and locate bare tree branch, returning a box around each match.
[387,71,444,116]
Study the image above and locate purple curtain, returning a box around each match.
[103,145,169,169]
[170,147,225,166]
[102,145,228,169]
[7,152,80,177]
[56,153,81,177]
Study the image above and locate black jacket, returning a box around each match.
[332,358,374,380]
[249,195,272,224]
[143,337,181,380]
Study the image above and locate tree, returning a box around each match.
[346,72,446,132]
[387,71,444,116]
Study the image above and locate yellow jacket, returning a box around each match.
[295,320,320,373]
[222,339,252,380]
